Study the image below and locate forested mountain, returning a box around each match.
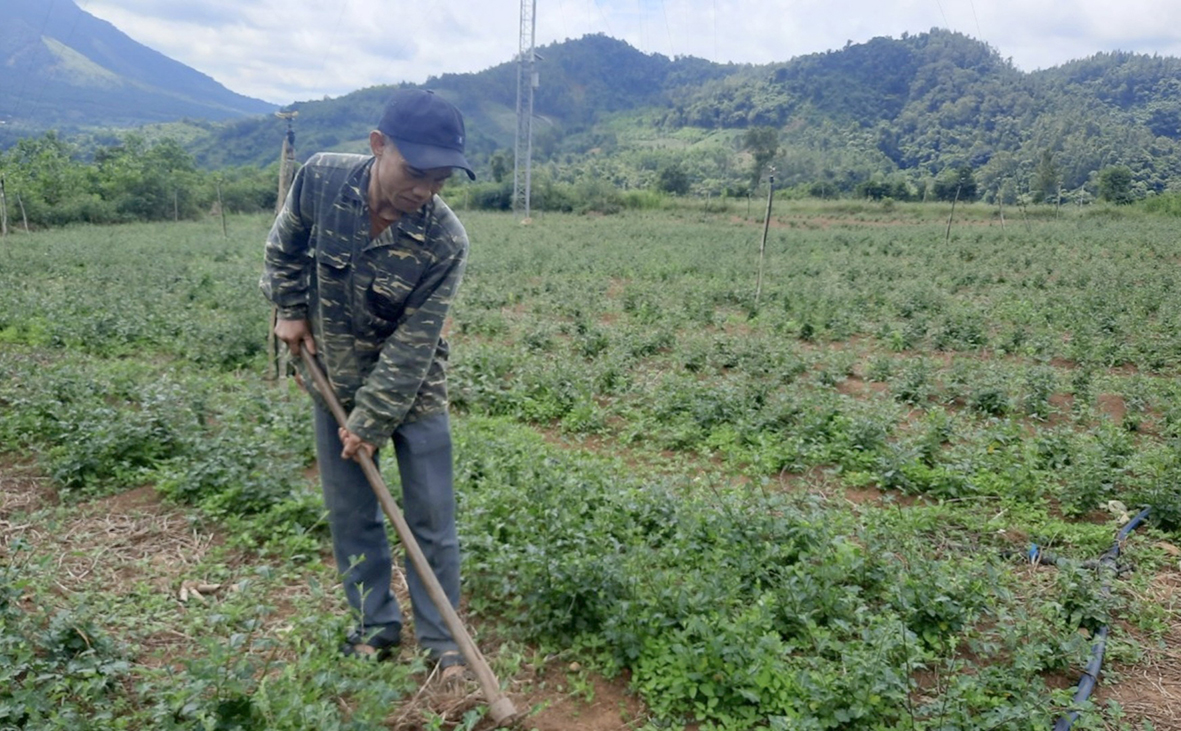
[180,31,1181,200]
[0,0,272,136]
[4,23,1180,203]
[190,34,738,169]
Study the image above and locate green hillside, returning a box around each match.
[190,34,736,169]
[182,31,1181,201]
[5,30,1181,213]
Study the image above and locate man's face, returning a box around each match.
[369,132,453,216]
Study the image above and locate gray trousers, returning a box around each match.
[314,405,460,657]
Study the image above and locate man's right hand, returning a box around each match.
[274,318,316,357]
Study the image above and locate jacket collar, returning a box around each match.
[344,156,433,245]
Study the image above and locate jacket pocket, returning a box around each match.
[365,249,425,325]
[366,283,405,325]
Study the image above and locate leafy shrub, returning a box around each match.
[0,554,131,728]
[969,384,1010,417]
[47,406,179,494]
[892,359,933,405]
[1022,366,1057,419]
[455,418,1084,727]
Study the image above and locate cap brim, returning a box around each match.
[391,137,476,180]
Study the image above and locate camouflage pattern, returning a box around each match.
[260,152,468,445]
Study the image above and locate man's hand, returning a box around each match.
[339,427,377,461]
[274,318,316,357]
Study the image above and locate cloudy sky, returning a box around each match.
[80,0,1181,105]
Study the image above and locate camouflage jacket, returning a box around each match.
[260,152,468,445]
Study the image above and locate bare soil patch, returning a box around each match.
[1048,393,1076,423]
[1097,393,1128,424]
[1096,566,1181,730]
[511,666,645,731]
[835,375,890,398]
[0,457,57,523]
[18,484,217,598]
[392,661,645,731]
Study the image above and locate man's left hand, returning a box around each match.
[339,428,377,461]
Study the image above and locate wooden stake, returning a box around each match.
[1,176,8,239]
[275,123,297,215]
[269,115,299,381]
[754,167,775,310]
[17,193,28,233]
[217,181,227,238]
[1018,194,1032,234]
[944,183,961,245]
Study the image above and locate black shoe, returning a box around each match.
[341,626,401,661]
[434,649,466,670]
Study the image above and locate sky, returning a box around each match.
[78,0,1181,106]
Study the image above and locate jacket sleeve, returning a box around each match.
[260,163,312,320]
[345,236,468,443]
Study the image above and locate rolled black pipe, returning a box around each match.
[1052,506,1151,731]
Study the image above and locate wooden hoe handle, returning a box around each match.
[300,350,519,725]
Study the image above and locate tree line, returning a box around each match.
[0,132,277,229]
[0,120,1172,232]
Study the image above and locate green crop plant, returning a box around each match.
[2,208,1179,729]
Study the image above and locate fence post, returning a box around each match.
[17,193,28,233]
[944,183,962,245]
[1,176,8,238]
[267,114,298,381]
[274,113,298,215]
[754,167,775,310]
[216,180,227,238]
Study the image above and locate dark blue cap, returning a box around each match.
[378,89,475,180]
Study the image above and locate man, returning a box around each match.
[260,88,474,680]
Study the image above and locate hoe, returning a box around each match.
[301,349,519,726]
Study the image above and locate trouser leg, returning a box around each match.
[314,404,402,640]
[392,411,460,658]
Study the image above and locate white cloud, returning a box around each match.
[79,0,1181,104]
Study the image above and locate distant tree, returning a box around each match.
[657,163,690,195]
[932,166,978,201]
[3,131,85,208]
[856,176,891,200]
[808,181,840,199]
[489,150,510,183]
[96,134,200,221]
[744,126,779,191]
[976,150,1020,203]
[1032,149,1061,203]
[1098,165,1135,204]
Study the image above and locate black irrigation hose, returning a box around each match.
[1051,506,1152,731]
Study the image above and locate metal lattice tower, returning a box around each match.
[512,0,537,219]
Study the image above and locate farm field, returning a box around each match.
[1,201,1180,730]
